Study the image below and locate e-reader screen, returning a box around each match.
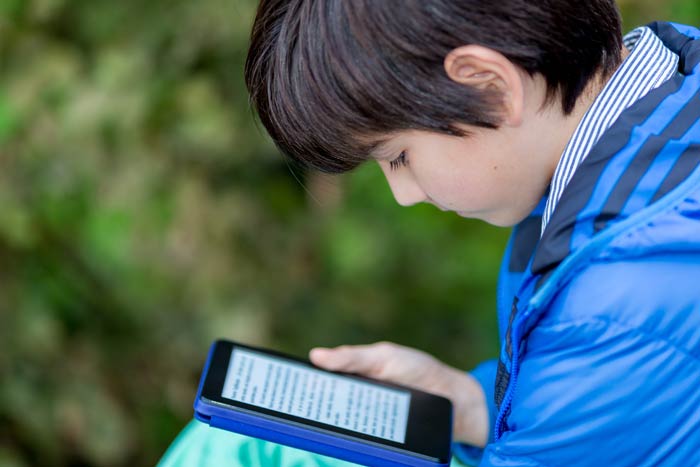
[221,347,411,443]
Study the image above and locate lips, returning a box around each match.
[428,198,450,211]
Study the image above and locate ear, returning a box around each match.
[444,45,525,127]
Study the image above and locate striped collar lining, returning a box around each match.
[541,26,680,234]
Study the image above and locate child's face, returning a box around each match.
[368,46,596,226]
[373,123,557,227]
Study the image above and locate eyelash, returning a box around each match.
[389,151,408,171]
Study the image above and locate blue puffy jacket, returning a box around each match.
[456,22,700,467]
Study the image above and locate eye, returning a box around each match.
[389,151,408,171]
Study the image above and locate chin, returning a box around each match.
[489,218,519,228]
[472,211,522,228]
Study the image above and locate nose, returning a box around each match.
[379,164,426,207]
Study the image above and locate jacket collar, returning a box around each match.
[531,22,700,280]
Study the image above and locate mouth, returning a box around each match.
[428,199,450,212]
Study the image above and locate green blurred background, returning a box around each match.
[0,1,698,465]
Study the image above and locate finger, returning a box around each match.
[309,344,384,374]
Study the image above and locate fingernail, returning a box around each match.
[310,348,328,360]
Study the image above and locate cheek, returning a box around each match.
[411,134,511,207]
[415,163,480,206]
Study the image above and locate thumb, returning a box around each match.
[309,345,381,375]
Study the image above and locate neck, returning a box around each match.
[543,45,631,179]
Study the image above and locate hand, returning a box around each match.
[309,341,489,447]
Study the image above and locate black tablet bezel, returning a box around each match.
[199,340,452,462]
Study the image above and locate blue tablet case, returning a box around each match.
[193,344,451,467]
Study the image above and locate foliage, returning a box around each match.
[0,1,697,465]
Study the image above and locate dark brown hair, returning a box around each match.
[245,0,623,173]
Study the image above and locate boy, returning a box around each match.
[160,1,700,465]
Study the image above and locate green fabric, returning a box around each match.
[158,420,472,467]
[157,420,361,467]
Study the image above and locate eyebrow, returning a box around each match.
[366,138,393,160]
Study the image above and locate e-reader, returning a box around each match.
[194,339,453,467]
